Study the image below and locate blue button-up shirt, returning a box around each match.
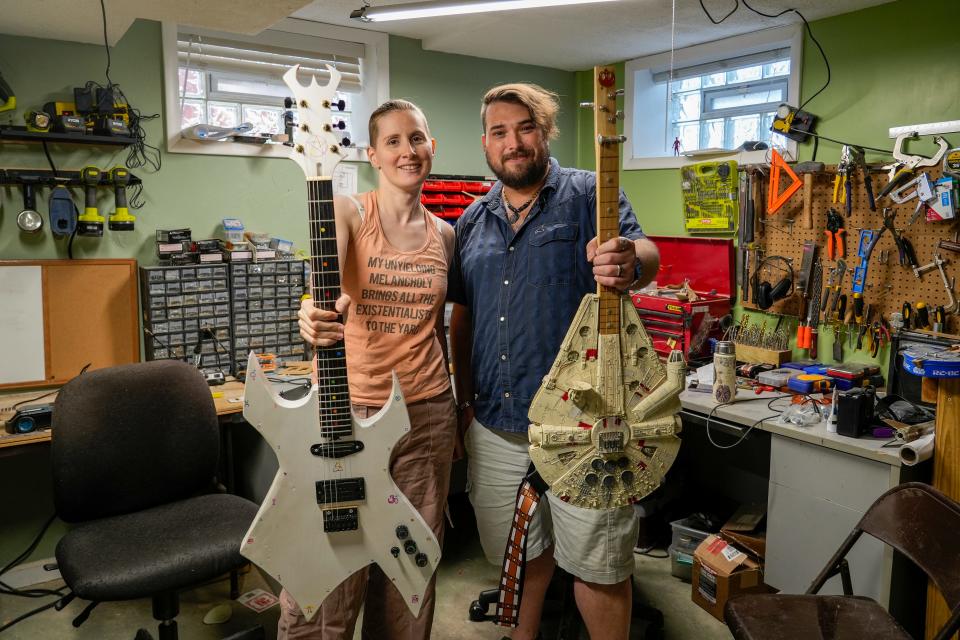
[448,158,645,433]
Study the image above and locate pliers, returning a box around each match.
[824,209,845,260]
[870,320,891,357]
[881,208,919,268]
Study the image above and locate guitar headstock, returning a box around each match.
[283,64,346,179]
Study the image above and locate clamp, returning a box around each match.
[889,172,936,225]
[912,253,957,314]
[879,133,949,199]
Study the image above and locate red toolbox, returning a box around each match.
[631,235,735,361]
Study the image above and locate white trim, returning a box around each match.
[161,19,388,161]
[622,25,802,171]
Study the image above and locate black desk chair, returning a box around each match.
[724,482,960,640]
[51,360,263,640]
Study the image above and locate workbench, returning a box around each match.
[679,385,928,636]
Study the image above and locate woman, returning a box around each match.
[280,100,456,640]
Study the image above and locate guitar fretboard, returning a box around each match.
[308,177,353,439]
[595,66,623,336]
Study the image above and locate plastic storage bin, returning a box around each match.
[669,544,694,582]
[670,516,711,554]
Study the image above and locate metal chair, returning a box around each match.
[724,482,960,640]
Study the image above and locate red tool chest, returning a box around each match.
[631,235,735,361]
[420,174,494,221]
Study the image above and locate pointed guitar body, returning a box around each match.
[239,65,440,620]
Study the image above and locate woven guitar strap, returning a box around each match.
[494,464,549,627]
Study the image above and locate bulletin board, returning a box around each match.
[0,259,140,390]
[741,163,959,333]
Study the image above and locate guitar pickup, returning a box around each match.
[322,507,359,532]
[316,478,366,505]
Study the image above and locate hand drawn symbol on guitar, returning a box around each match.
[240,64,441,619]
[527,66,685,510]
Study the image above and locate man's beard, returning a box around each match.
[486,143,549,189]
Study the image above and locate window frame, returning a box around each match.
[161,19,388,161]
[622,26,803,170]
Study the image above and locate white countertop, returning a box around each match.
[679,386,904,467]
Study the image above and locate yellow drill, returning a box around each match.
[108,166,135,231]
[77,166,105,236]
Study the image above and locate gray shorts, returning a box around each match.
[464,419,638,585]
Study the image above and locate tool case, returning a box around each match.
[631,235,735,361]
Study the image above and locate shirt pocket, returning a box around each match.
[527,222,578,286]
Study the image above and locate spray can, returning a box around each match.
[712,341,737,404]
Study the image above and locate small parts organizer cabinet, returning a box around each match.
[229,260,307,377]
[140,264,232,376]
[421,175,495,220]
[631,236,735,361]
[140,260,307,377]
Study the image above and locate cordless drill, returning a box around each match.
[108,166,135,231]
[77,166,105,236]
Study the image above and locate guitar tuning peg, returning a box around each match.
[598,135,627,146]
[608,89,625,99]
[579,101,595,110]
[615,110,625,120]
[341,137,352,147]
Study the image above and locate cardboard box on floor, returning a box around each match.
[720,503,766,561]
[691,534,769,622]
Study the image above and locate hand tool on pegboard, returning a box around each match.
[851,229,878,327]
[795,161,824,229]
[849,146,876,212]
[878,133,949,199]
[912,253,958,314]
[821,258,847,315]
[834,146,854,216]
[767,150,802,215]
[856,304,873,351]
[870,319,891,358]
[879,208,919,268]
[806,263,823,358]
[823,208,845,260]
[795,241,818,349]
[888,172,936,225]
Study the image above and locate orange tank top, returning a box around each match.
[341,191,450,405]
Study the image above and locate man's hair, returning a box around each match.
[481,83,560,141]
[368,99,429,146]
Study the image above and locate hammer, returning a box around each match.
[794,161,825,229]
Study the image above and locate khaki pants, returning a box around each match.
[277,389,457,640]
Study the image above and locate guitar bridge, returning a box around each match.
[322,507,359,532]
[316,478,366,505]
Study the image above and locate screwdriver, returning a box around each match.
[915,302,930,329]
[853,292,865,324]
[901,302,912,331]
[836,294,847,324]
[932,305,945,332]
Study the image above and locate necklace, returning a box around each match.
[503,187,542,224]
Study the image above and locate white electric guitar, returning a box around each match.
[240,65,440,620]
[526,66,685,510]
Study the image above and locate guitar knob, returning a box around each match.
[404,539,418,555]
[390,546,400,558]
[395,525,409,539]
[415,552,428,567]
[602,475,616,489]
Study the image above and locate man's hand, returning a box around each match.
[298,294,351,346]
[587,236,637,290]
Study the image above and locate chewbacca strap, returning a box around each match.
[494,464,549,627]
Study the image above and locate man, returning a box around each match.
[448,83,660,640]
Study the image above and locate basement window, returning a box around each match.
[622,26,803,170]
[161,19,388,160]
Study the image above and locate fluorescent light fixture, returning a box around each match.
[351,0,619,22]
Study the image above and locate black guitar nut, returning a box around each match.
[403,540,418,555]
[415,553,428,567]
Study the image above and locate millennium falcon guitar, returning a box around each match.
[240,64,440,620]
[527,66,684,510]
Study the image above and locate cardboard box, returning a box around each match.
[720,503,766,561]
[691,535,768,622]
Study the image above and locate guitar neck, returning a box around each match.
[307,177,353,438]
[594,65,622,335]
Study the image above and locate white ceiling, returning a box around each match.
[1,0,892,71]
[294,0,894,71]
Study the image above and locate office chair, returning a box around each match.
[51,360,263,640]
[724,482,960,640]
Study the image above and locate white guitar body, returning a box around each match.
[239,64,440,620]
[241,355,440,619]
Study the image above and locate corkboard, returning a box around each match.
[0,260,139,390]
[742,163,960,332]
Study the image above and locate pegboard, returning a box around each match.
[741,163,960,334]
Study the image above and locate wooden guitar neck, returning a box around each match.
[594,66,625,335]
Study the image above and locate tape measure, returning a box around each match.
[945,148,960,179]
[902,346,960,378]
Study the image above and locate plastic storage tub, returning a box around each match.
[669,544,694,582]
[670,516,711,554]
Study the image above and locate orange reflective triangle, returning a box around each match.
[767,149,802,214]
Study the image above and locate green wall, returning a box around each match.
[0,20,576,567]
[576,0,960,369]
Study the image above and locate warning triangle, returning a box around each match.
[767,149,802,214]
